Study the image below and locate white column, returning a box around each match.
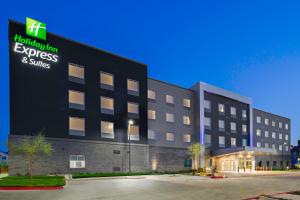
[252,155,256,171]
[234,155,239,172]
[200,147,205,168]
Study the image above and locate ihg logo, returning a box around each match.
[26,17,46,40]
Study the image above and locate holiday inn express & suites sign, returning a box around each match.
[11,17,59,69]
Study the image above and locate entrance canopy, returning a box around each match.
[210,147,279,172]
[211,146,279,158]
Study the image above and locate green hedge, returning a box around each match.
[0,175,65,187]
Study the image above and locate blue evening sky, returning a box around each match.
[1,1,299,151]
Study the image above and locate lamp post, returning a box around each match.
[282,142,287,170]
[128,120,134,173]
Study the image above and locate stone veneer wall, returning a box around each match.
[9,135,150,175]
[149,146,190,172]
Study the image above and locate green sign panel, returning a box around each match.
[26,17,46,40]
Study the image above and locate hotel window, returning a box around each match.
[148,90,156,100]
[128,125,139,141]
[230,107,236,117]
[70,155,85,169]
[69,117,85,136]
[218,104,225,113]
[68,63,84,82]
[279,122,283,128]
[69,90,85,110]
[128,102,139,114]
[148,110,156,120]
[265,118,269,126]
[205,134,211,147]
[101,96,114,114]
[256,129,261,137]
[285,146,289,151]
[166,113,175,123]
[265,143,269,148]
[101,121,114,139]
[242,110,247,119]
[272,121,276,127]
[166,95,174,104]
[285,123,289,130]
[257,116,261,123]
[219,120,225,131]
[219,136,225,148]
[127,79,139,95]
[148,130,156,140]
[231,138,236,147]
[273,161,277,167]
[183,116,191,125]
[265,131,269,138]
[204,117,211,129]
[272,144,276,149]
[242,139,247,147]
[279,133,283,140]
[230,122,236,133]
[272,132,276,139]
[166,132,175,141]
[285,134,289,141]
[242,124,247,134]
[183,134,191,143]
[204,100,211,112]
[257,142,261,148]
[100,71,114,89]
[183,98,191,108]
[279,145,283,151]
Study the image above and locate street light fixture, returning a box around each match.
[128,120,134,173]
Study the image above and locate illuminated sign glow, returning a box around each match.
[26,18,46,40]
[12,18,59,69]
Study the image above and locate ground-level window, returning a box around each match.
[242,139,247,147]
[101,121,114,139]
[166,132,175,141]
[205,134,211,147]
[231,138,236,147]
[70,155,85,168]
[69,117,85,136]
[219,136,225,148]
[128,125,139,141]
[183,134,191,143]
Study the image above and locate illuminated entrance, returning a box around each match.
[211,147,276,172]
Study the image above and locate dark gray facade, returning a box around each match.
[203,91,250,150]
[253,109,291,169]
[147,78,195,171]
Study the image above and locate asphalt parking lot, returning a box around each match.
[1,173,300,200]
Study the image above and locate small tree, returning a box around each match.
[188,143,203,170]
[9,133,53,177]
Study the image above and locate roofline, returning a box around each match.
[148,77,194,92]
[9,19,147,67]
[253,107,290,120]
[198,81,253,105]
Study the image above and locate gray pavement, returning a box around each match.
[0,173,300,200]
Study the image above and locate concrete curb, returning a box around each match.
[242,191,300,200]
[71,175,148,181]
[0,186,64,191]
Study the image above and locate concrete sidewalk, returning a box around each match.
[221,171,300,178]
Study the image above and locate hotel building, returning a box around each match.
[8,19,291,175]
